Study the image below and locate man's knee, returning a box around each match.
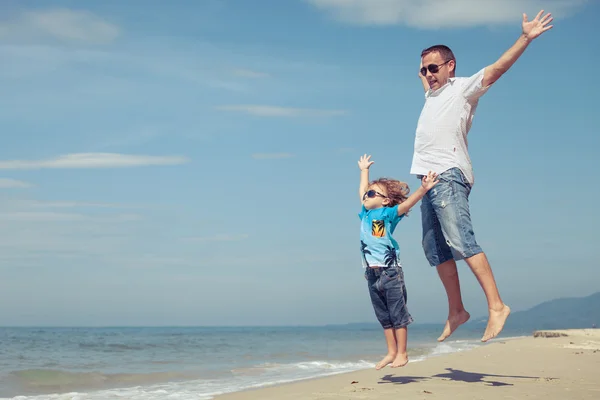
[445,235,482,260]
[422,231,454,267]
[434,189,482,259]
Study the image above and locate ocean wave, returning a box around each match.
[5,369,195,395]
[2,338,489,400]
[78,343,155,351]
[1,360,374,400]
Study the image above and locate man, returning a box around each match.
[411,10,553,342]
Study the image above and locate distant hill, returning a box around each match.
[469,291,600,331]
[341,292,600,332]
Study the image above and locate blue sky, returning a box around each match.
[0,0,598,327]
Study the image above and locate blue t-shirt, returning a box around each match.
[359,205,404,268]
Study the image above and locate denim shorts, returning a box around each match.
[364,265,413,329]
[419,167,483,267]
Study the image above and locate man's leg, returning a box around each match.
[464,253,510,342]
[436,259,471,341]
[432,168,510,342]
[420,189,468,341]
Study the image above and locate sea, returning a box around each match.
[0,324,530,400]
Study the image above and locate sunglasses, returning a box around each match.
[363,190,387,200]
[420,60,451,76]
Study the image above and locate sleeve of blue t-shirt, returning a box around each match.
[358,204,367,219]
[383,205,404,223]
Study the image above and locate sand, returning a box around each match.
[216,329,600,400]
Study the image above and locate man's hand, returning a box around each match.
[420,171,439,191]
[358,154,374,170]
[522,10,553,41]
[482,9,553,88]
[418,59,429,92]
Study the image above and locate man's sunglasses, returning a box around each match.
[363,190,387,200]
[420,60,451,76]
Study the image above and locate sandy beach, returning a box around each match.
[216,329,600,400]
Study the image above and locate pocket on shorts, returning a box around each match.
[382,266,399,279]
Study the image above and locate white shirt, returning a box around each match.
[410,68,490,185]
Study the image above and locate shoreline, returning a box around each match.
[212,334,529,399]
[215,329,600,400]
[209,334,522,398]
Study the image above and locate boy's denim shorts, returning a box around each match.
[419,167,483,267]
[364,265,413,330]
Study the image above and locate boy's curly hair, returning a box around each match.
[369,177,411,208]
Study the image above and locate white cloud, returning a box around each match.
[26,200,139,209]
[215,105,347,117]
[185,234,249,242]
[0,153,189,170]
[0,9,119,44]
[0,178,32,188]
[0,211,87,222]
[232,69,270,78]
[252,153,295,160]
[0,211,142,222]
[306,0,589,28]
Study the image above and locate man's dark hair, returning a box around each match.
[421,44,456,73]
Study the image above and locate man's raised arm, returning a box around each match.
[482,10,553,87]
[418,60,429,93]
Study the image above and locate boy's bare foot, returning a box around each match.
[375,354,396,370]
[391,353,408,368]
[437,310,470,342]
[481,304,511,342]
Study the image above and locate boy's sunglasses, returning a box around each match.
[363,190,387,200]
[420,60,451,76]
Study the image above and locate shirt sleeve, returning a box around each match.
[460,68,490,102]
[358,204,367,219]
[383,205,404,223]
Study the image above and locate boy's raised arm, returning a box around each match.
[358,154,374,203]
[397,171,439,216]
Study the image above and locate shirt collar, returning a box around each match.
[426,77,456,97]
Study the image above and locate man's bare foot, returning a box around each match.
[437,310,471,342]
[391,353,408,368]
[481,305,511,342]
[375,354,396,370]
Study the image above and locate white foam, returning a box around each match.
[2,340,493,400]
[1,360,376,400]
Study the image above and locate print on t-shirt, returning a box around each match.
[372,220,385,237]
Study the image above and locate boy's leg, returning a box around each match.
[376,266,412,367]
[421,187,469,341]
[364,268,398,370]
[379,328,398,370]
[431,168,510,342]
[392,327,408,367]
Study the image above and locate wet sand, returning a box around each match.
[216,329,600,400]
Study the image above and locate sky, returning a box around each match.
[0,0,598,327]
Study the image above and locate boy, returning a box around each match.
[358,154,438,369]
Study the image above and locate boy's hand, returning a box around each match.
[358,154,374,170]
[421,171,439,190]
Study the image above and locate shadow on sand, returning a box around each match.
[379,374,431,385]
[380,368,545,387]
